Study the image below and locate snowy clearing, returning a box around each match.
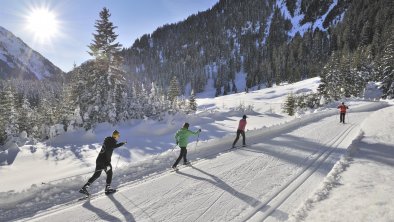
[0,77,392,222]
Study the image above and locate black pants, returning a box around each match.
[85,163,112,187]
[340,113,346,123]
[233,130,246,146]
[173,147,187,167]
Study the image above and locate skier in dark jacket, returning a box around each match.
[337,102,349,124]
[79,130,126,195]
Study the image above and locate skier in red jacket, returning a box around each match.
[232,115,247,148]
[337,102,349,124]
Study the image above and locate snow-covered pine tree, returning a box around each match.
[68,105,83,131]
[188,89,197,113]
[0,85,19,138]
[0,92,7,144]
[18,97,33,136]
[339,52,353,97]
[168,76,180,103]
[38,98,55,139]
[55,84,76,131]
[85,7,126,126]
[319,51,342,100]
[283,93,296,116]
[380,25,394,99]
[30,107,42,140]
[88,7,123,70]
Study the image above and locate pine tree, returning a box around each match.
[81,7,127,126]
[283,93,296,116]
[88,7,123,70]
[0,86,19,137]
[319,51,342,100]
[380,25,394,99]
[18,97,33,136]
[0,91,7,144]
[188,89,197,113]
[168,76,180,103]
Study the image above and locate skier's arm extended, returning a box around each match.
[108,139,125,149]
[187,129,201,136]
[114,142,126,148]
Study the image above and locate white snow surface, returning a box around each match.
[290,105,394,222]
[0,77,392,222]
[276,0,338,37]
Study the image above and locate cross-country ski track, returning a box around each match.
[18,101,388,222]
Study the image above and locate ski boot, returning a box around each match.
[183,161,191,165]
[79,185,90,196]
[105,185,117,195]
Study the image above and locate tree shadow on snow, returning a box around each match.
[6,146,20,165]
[176,165,287,218]
[82,200,122,222]
[177,166,286,216]
[0,146,20,165]
[241,134,342,171]
[184,166,260,206]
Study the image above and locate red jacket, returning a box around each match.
[338,104,348,113]
[238,119,247,131]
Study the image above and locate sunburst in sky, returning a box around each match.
[0,0,218,71]
[25,6,60,43]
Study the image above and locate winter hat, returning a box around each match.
[243,115,247,119]
[112,130,120,137]
[183,122,190,129]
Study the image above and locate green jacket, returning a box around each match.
[175,128,199,148]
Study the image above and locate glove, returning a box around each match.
[118,142,126,146]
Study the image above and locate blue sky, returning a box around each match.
[0,0,218,72]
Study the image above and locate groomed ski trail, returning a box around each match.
[21,102,387,222]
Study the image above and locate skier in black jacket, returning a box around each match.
[79,130,126,195]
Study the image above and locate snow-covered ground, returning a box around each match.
[290,105,394,222]
[1,77,392,222]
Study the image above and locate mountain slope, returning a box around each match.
[0,26,64,80]
[121,0,344,92]
[120,0,392,97]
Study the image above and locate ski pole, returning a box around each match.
[114,140,128,170]
[195,131,200,153]
[114,153,121,171]
[171,144,178,151]
[347,109,349,124]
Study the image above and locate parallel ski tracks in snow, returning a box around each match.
[242,121,359,221]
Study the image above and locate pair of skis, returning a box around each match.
[78,189,117,201]
[171,144,249,172]
[171,162,192,172]
[230,144,248,150]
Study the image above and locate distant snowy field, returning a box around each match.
[1,77,391,222]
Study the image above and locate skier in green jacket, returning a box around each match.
[172,122,201,170]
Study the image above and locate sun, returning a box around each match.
[26,7,59,42]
